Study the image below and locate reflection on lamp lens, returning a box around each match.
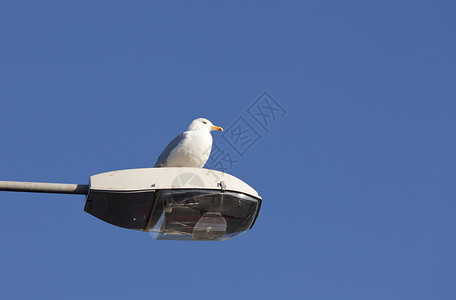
[192,212,227,241]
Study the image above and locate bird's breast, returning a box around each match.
[166,131,213,167]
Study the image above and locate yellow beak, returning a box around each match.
[211,126,223,132]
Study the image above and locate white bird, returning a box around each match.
[154,118,223,168]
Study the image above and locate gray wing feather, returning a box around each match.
[154,133,185,167]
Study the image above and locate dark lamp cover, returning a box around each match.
[85,189,261,241]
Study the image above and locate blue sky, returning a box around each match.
[0,1,455,299]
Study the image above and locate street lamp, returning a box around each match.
[0,168,262,241]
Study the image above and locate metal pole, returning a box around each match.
[0,181,89,195]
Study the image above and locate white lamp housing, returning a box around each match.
[84,168,262,241]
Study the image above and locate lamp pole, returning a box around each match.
[0,180,88,195]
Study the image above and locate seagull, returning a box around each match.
[154,118,223,168]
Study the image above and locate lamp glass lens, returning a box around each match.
[149,189,260,241]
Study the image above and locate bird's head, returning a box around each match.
[188,118,223,132]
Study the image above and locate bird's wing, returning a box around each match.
[154,133,185,167]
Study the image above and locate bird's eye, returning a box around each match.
[202,121,207,124]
